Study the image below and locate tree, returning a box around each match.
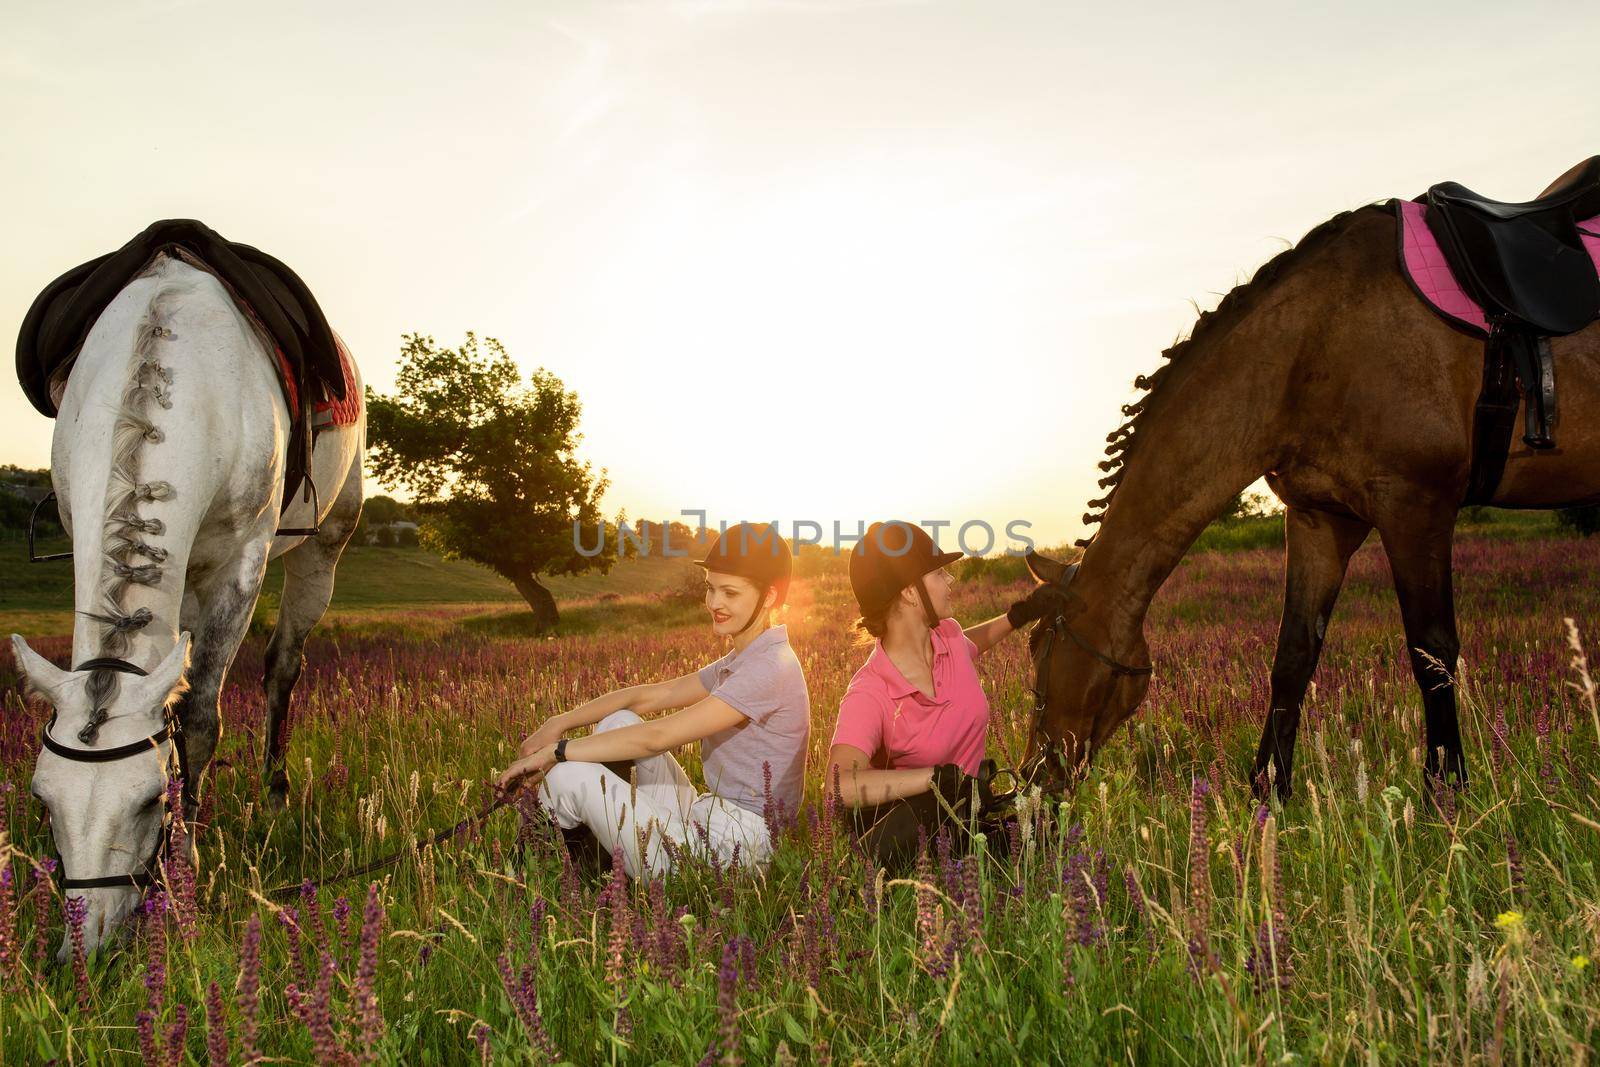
[365,333,615,631]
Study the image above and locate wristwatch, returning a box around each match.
[554,738,569,763]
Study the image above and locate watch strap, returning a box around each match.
[554,738,569,763]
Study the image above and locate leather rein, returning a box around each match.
[39,656,192,892]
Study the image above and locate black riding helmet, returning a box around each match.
[693,522,794,635]
[849,520,963,630]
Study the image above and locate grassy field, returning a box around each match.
[1,520,1598,1063]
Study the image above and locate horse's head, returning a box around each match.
[1021,551,1152,791]
[10,633,191,960]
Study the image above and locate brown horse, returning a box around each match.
[1024,161,1600,798]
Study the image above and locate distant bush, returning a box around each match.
[1556,505,1600,537]
[1191,513,1285,554]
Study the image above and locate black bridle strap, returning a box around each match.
[70,657,149,676]
[62,871,156,890]
[1056,619,1153,678]
[41,714,173,762]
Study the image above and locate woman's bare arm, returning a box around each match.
[517,671,709,758]
[825,743,936,808]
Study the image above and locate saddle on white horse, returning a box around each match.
[14,218,359,523]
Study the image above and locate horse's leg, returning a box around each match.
[262,458,362,807]
[1252,507,1370,800]
[173,540,273,824]
[1375,509,1468,787]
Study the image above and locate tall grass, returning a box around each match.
[2,531,1598,1063]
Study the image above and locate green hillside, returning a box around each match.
[0,541,698,637]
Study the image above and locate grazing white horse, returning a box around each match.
[10,253,364,958]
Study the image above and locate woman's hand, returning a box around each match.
[497,743,557,794]
[517,715,569,759]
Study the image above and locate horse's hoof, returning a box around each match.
[266,781,289,810]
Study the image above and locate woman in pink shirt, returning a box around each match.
[827,520,1056,866]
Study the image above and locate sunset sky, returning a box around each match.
[3,1,1597,551]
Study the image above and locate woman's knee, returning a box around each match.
[596,709,643,733]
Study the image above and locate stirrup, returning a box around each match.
[27,491,72,562]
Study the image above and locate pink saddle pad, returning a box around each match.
[1397,199,1600,336]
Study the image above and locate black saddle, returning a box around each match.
[15,218,347,419]
[1425,156,1600,336]
[15,219,348,523]
[1417,157,1600,503]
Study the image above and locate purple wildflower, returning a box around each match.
[205,979,229,1066]
[144,891,169,1015]
[291,952,346,1065]
[237,914,263,1064]
[700,934,752,1067]
[0,865,17,981]
[1186,777,1213,976]
[65,894,90,1011]
[164,1003,188,1067]
[356,882,386,1058]
[164,780,199,942]
[606,854,630,987]
[1505,833,1525,900]
[278,905,309,990]
[137,1010,159,1065]
[334,894,353,964]
[1244,815,1290,991]
[761,760,777,842]
[496,951,557,1060]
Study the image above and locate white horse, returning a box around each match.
[10,252,364,958]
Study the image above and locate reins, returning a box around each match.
[263,788,515,900]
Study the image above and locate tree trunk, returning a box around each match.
[512,573,560,633]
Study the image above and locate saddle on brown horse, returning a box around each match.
[1404,158,1600,503]
[14,219,350,526]
[1395,158,1600,505]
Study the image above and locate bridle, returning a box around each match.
[1026,596,1153,777]
[38,656,189,893]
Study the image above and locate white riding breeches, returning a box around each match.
[537,709,772,879]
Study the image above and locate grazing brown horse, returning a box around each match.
[1024,161,1600,798]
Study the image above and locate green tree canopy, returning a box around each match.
[365,333,614,630]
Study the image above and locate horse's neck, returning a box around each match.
[1074,310,1288,643]
[60,257,282,669]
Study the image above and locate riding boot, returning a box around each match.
[560,824,611,878]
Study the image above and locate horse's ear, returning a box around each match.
[132,633,192,714]
[1025,551,1079,587]
[11,634,69,705]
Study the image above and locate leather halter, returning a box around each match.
[40,656,187,892]
[1030,610,1153,720]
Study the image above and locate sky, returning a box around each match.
[3,0,1598,552]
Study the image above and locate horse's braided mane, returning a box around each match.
[76,280,184,737]
[1076,203,1385,548]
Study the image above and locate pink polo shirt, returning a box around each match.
[830,617,990,775]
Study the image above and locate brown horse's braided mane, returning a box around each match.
[1076,203,1386,548]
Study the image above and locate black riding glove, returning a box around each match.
[931,761,1017,823]
[1005,584,1060,630]
[930,763,977,813]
